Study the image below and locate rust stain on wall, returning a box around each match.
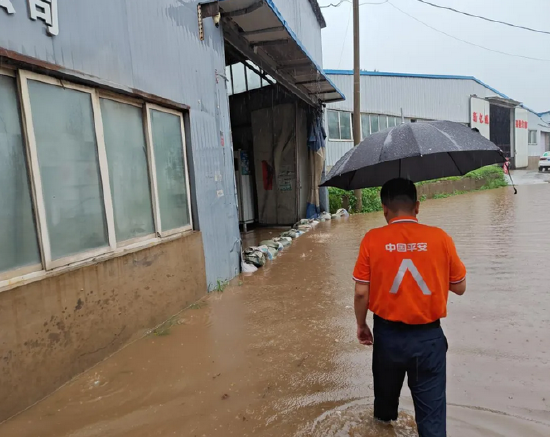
[0,232,207,421]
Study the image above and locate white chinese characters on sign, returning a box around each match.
[0,0,58,36]
[386,243,428,252]
[0,0,15,14]
[28,0,59,36]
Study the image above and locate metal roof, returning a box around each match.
[220,0,344,103]
[307,0,327,28]
[325,69,547,118]
[325,69,511,99]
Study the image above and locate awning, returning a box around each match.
[218,0,345,104]
[485,96,522,108]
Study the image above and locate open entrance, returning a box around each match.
[485,96,528,169]
[489,104,511,158]
[216,1,344,232]
[224,43,311,231]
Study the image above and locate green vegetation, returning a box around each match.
[189,301,206,310]
[328,165,507,214]
[151,316,178,336]
[329,187,382,215]
[214,280,229,293]
[432,191,466,199]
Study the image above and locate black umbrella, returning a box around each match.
[321,120,506,190]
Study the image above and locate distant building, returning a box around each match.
[325,70,550,168]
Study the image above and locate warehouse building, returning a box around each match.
[325,70,550,170]
[0,0,342,420]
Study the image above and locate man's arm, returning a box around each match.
[450,278,466,296]
[355,282,370,326]
[354,282,373,345]
[353,233,373,345]
[446,233,467,296]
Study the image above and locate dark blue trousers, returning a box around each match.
[372,315,447,437]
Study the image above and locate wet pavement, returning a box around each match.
[510,169,550,186]
[2,182,550,436]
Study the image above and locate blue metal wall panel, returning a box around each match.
[0,0,241,288]
[270,0,324,66]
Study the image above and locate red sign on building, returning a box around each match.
[515,120,528,129]
[473,112,490,125]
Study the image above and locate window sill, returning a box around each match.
[0,230,197,294]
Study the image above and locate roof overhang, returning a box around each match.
[485,96,522,108]
[218,0,345,105]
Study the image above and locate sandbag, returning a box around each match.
[241,261,258,273]
[332,208,350,219]
[320,211,332,220]
[244,248,266,267]
[252,245,275,261]
[281,230,298,239]
[260,240,284,252]
[273,237,292,247]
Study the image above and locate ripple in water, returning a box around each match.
[298,400,418,437]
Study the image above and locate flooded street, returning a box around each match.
[2,181,550,437]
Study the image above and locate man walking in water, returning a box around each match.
[353,178,467,436]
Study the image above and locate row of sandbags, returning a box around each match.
[241,210,349,273]
[242,235,296,272]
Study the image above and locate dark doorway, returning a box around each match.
[490,105,511,157]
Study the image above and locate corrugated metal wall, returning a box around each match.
[0,0,241,288]
[327,74,498,122]
[271,0,323,65]
[325,74,501,166]
[326,141,354,167]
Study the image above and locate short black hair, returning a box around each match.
[380,178,417,211]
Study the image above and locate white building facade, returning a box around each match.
[325,70,550,169]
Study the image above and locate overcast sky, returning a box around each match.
[318,0,550,112]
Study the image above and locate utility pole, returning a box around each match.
[353,0,363,212]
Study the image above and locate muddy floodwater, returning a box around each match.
[2,182,550,436]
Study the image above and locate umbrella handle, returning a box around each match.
[500,154,517,195]
[504,160,517,194]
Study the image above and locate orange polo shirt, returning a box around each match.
[353,217,466,325]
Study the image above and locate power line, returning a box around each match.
[387,1,550,62]
[338,7,353,68]
[414,0,550,36]
[320,0,388,8]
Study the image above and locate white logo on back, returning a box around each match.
[389,259,432,296]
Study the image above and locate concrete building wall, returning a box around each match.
[526,112,550,170]
[527,111,549,157]
[0,232,207,421]
[0,0,241,289]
